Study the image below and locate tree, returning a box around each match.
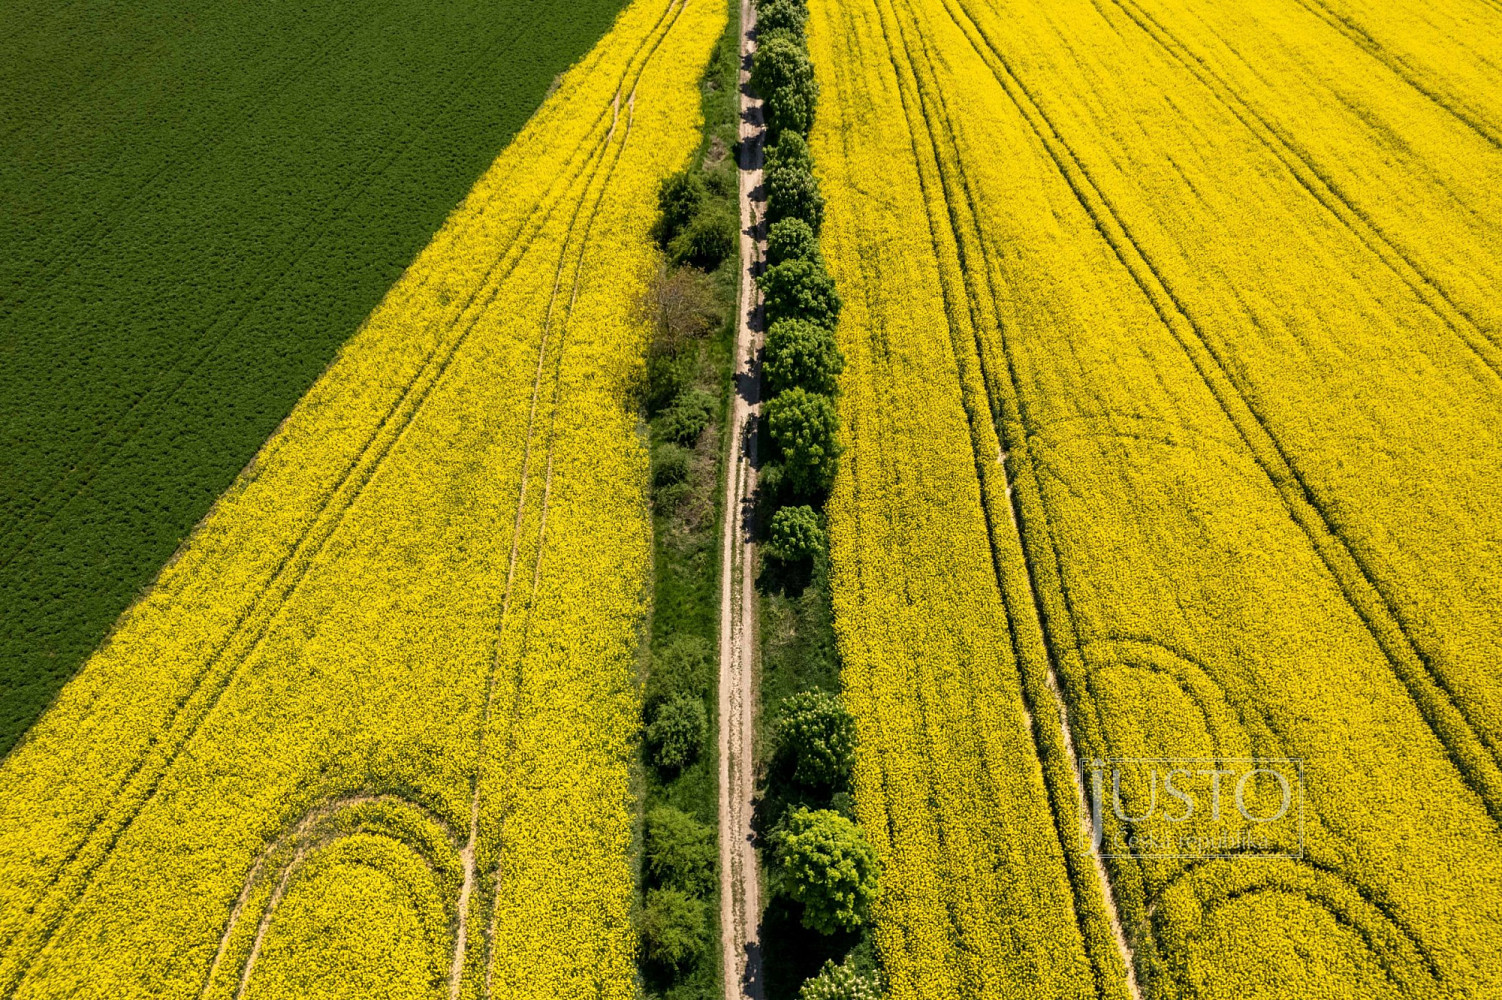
[766,217,819,268]
[765,387,841,495]
[765,159,824,231]
[757,0,808,39]
[652,634,714,701]
[750,32,818,139]
[638,888,708,969]
[658,170,706,239]
[758,259,841,329]
[799,957,885,1000]
[767,504,825,564]
[648,693,707,770]
[659,387,717,445]
[645,805,716,894]
[766,130,814,175]
[764,317,843,397]
[670,202,738,270]
[773,807,879,935]
[777,689,855,788]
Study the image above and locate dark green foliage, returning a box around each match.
[640,888,710,969]
[766,218,820,268]
[777,690,855,788]
[659,388,719,445]
[765,161,825,231]
[757,0,808,40]
[671,202,739,270]
[766,130,815,175]
[759,259,842,330]
[650,634,715,704]
[764,318,844,397]
[0,0,631,756]
[645,805,717,894]
[646,349,695,415]
[767,505,826,565]
[773,808,879,936]
[659,169,708,240]
[750,31,818,140]
[648,693,708,771]
[766,388,842,496]
[653,443,693,489]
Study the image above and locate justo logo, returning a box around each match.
[1080,758,1304,860]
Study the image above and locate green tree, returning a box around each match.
[645,805,716,894]
[658,170,706,239]
[773,807,879,935]
[766,130,814,175]
[767,504,825,564]
[766,217,819,268]
[765,387,841,495]
[638,888,708,969]
[757,0,808,40]
[750,32,818,139]
[765,159,824,231]
[659,387,717,445]
[758,259,841,329]
[764,317,843,397]
[648,692,707,771]
[800,957,886,1000]
[670,201,738,270]
[777,689,855,788]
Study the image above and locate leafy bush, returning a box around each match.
[766,217,820,268]
[777,689,855,788]
[639,888,708,969]
[767,505,825,564]
[750,32,818,140]
[648,692,707,770]
[773,807,879,935]
[652,443,693,489]
[659,169,707,240]
[643,265,722,352]
[764,318,844,397]
[765,160,825,231]
[800,956,886,1000]
[659,387,718,445]
[652,634,715,701]
[766,388,842,495]
[759,259,842,329]
[671,202,739,270]
[757,0,808,41]
[645,805,716,894]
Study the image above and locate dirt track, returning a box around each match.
[716,1,765,997]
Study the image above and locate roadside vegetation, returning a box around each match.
[635,5,742,998]
[744,1,884,997]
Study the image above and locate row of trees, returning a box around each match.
[751,4,886,999]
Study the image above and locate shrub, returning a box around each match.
[671,202,738,270]
[759,259,841,329]
[757,0,808,41]
[648,692,707,770]
[800,956,885,1000]
[766,217,819,268]
[659,387,717,444]
[658,170,706,240]
[644,349,692,415]
[652,443,692,489]
[773,807,879,935]
[777,689,855,788]
[767,505,825,564]
[645,805,716,894]
[765,160,824,231]
[652,634,714,701]
[639,888,708,969]
[765,387,841,495]
[764,318,843,397]
[750,32,818,140]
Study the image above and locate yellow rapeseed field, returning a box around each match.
[809,0,1502,996]
[0,0,723,995]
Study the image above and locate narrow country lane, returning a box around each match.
[717,0,765,996]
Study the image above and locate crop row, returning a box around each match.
[0,0,723,995]
[809,0,1502,994]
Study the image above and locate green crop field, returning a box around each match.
[0,0,627,754]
